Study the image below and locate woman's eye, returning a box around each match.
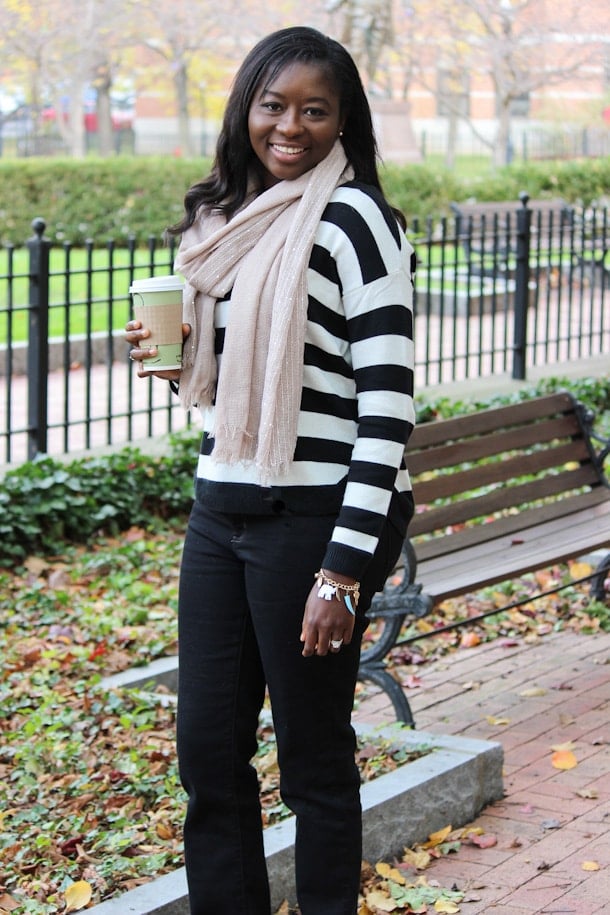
[305,108,327,117]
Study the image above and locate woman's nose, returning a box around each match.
[278,109,303,136]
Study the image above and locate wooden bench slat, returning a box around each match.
[413,488,610,563]
[416,501,610,601]
[409,466,601,537]
[408,392,575,450]
[408,413,583,475]
[413,438,591,503]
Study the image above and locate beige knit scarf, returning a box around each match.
[174,140,352,479]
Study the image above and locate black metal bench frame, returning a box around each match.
[358,393,610,725]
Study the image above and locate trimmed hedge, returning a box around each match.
[1,156,609,247]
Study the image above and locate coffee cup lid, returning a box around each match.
[129,274,185,294]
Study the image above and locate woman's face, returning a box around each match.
[248,62,344,188]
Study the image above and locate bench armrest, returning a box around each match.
[576,399,610,484]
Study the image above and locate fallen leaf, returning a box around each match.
[64,881,92,912]
[551,750,578,770]
[402,847,432,870]
[576,788,598,799]
[364,889,397,911]
[581,860,600,871]
[519,687,547,697]
[469,833,497,848]
[460,631,480,648]
[486,715,511,726]
[541,818,562,830]
[0,894,20,912]
[155,822,174,839]
[434,899,461,913]
[570,562,592,579]
[551,740,577,752]
[375,862,406,885]
[424,825,453,848]
[519,803,535,814]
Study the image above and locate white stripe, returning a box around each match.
[343,481,391,515]
[331,525,378,554]
[358,389,410,420]
[350,438,405,466]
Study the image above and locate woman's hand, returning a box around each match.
[125,319,191,380]
[300,570,357,657]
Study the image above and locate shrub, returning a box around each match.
[2,156,609,246]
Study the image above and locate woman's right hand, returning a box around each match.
[125,320,191,380]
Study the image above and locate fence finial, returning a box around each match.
[31,217,47,237]
[518,191,530,208]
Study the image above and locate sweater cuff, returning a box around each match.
[321,542,371,581]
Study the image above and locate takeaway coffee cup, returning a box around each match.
[129,275,185,371]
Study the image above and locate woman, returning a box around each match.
[126,25,415,915]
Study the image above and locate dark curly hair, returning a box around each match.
[168,26,393,233]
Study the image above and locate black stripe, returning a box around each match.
[306,297,348,340]
[309,243,342,293]
[322,200,387,284]
[348,303,413,343]
[304,342,353,379]
[336,504,386,537]
[339,181,402,246]
[347,460,400,489]
[354,363,413,394]
[300,388,358,421]
[358,415,413,442]
[292,437,354,464]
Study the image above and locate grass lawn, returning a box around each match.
[0,245,176,344]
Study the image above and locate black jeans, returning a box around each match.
[177,499,402,914]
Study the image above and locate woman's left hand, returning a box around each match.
[300,572,357,657]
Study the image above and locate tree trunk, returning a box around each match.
[494,102,512,167]
[69,88,87,158]
[174,61,193,157]
[445,110,458,169]
[96,65,114,157]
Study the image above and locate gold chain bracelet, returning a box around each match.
[315,569,360,614]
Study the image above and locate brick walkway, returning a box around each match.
[353,629,610,913]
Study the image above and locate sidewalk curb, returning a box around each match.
[89,671,503,914]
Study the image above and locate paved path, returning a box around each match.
[353,629,610,913]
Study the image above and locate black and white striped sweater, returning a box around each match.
[194,180,416,579]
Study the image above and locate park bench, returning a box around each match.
[450,197,571,278]
[358,392,610,725]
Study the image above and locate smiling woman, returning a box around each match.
[124,25,416,915]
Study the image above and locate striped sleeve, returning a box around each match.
[318,183,415,577]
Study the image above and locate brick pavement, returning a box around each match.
[353,629,610,913]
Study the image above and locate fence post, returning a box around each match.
[27,217,51,459]
[511,192,532,380]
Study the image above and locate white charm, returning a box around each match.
[318,583,337,601]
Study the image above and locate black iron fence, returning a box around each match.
[1,199,608,467]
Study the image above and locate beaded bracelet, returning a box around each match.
[315,569,360,615]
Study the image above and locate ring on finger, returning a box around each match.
[330,638,343,650]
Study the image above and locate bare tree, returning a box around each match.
[0,0,132,157]
[326,0,394,89]
[407,0,608,166]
